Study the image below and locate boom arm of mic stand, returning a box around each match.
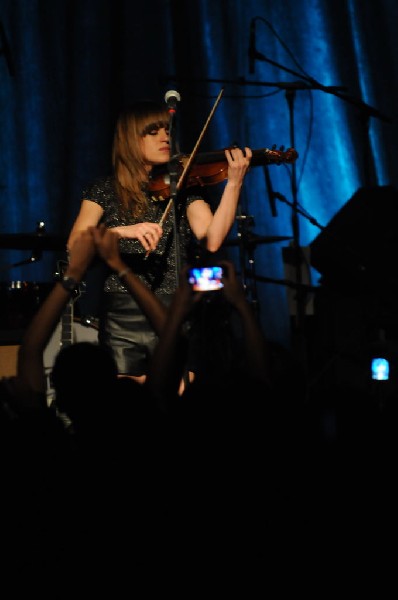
[273,191,325,231]
[0,251,43,272]
[252,54,391,123]
[161,74,346,92]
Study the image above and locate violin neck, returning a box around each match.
[192,147,298,167]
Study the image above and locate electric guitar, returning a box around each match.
[44,261,98,405]
[55,260,84,347]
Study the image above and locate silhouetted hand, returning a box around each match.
[217,259,247,309]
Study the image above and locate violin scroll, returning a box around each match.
[258,145,298,165]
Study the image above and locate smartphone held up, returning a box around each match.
[188,266,224,292]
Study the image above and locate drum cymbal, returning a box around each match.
[0,232,67,251]
[224,234,292,247]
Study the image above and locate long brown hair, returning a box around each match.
[112,101,169,217]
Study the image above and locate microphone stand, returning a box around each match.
[284,85,307,360]
[249,52,391,371]
[235,213,260,319]
[168,108,181,287]
[263,164,278,217]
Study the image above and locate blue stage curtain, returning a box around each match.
[0,0,396,349]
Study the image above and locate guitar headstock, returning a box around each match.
[55,259,84,302]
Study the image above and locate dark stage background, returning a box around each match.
[1,0,398,394]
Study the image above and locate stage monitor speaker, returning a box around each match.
[310,185,398,291]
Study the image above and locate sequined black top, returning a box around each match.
[82,175,207,296]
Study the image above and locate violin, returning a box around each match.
[148,146,298,201]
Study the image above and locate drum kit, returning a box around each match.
[0,222,294,333]
[0,223,294,394]
[223,214,293,313]
[224,232,291,248]
[0,220,293,333]
[0,231,67,251]
[0,230,66,333]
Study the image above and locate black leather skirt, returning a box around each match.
[98,292,173,376]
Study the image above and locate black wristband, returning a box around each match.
[60,276,78,292]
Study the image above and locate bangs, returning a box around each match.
[129,102,169,137]
[140,118,170,137]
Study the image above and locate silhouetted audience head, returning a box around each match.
[51,341,118,428]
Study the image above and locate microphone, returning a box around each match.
[164,90,181,114]
[248,18,256,75]
[263,165,277,217]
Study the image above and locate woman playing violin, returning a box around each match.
[67,100,252,385]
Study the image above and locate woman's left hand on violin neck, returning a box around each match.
[224,146,252,188]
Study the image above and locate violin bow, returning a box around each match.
[158,87,225,227]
